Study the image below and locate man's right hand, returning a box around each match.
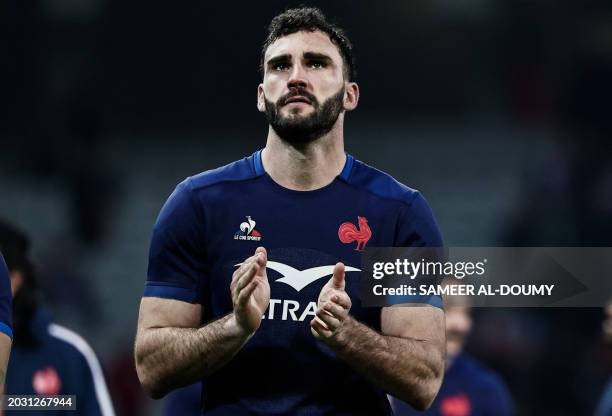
[230,247,270,335]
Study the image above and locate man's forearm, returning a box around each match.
[329,317,444,410]
[135,313,250,398]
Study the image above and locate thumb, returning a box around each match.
[255,247,267,277]
[254,246,267,264]
[331,262,345,290]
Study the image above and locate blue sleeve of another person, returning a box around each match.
[0,255,12,339]
[479,372,514,416]
[145,179,206,304]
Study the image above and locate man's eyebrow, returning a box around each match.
[266,52,334,68]
[267,54,291,67]
[303,52,333,62]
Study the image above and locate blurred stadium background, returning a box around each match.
[2,1,612,414]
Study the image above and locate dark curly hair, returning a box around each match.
[261,7,356,81]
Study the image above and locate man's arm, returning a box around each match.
[135,300,248,399]
[135,248,270,399]
[311,264,445,411]
[0,334,11,393]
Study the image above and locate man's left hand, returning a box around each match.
[311,262,352,344]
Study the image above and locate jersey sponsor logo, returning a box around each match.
[338,216,372,251]
[262,299,318,321]
[32,366,62,395]
[234,261,361,321]
[266,261,360,291]
[234,216,262,241]
[235,261,361,292]
[440,393,471,416]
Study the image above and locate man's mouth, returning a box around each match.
[284,96,312,105]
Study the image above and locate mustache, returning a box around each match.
[278,89,318,106]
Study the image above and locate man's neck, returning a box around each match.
[261,123,346,191]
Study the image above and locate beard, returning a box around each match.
[264,86,345,145]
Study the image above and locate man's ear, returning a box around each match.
[9,270,23,298]
[257,84,266,113]
[343,82,359,112]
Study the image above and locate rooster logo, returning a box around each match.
[234,216,262,241]
[338,216,372,251]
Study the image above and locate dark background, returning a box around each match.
[2,1,612,415]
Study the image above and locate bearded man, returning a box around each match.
[135,7,445,415]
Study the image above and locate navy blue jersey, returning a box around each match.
[6,308,115,416]
[145,151,443,415]
[390,353,513,416]
[0,254,13,339]
[163,383,202,416]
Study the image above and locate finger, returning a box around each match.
[234,263,258,298]
[237,278,259,306]
[231,262,248,290]
[255,246,267,260]
[236,263,258,291]
[331,294,351,310]
[331,262,345,290]
[316,308,341,330]
[323,301,346,317]
[310,317,333,338]
[233,255,258,282]
[254,251,267,275]
[311,316,330,331]
[311,326,322,340]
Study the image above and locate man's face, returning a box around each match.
[258,30,358,144]
[445,306,472,367]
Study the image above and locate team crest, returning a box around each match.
[338,216,372,251]
[33,366,62,395]
[440,394,471,416]
[234,216,262,241]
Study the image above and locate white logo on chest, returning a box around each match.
[235,261,361,291]
[234,261,361,321]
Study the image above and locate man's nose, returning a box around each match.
[287,63,308,89]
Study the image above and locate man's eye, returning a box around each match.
[309,61,326,69]
[273,63,290,71]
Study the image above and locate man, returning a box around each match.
[135,7,445,415]
[0,220,115,416]
[390,296,513,416]
[0,254,13,393]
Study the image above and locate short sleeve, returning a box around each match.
[395,192,443,247]
[391,192,444,308]
[145,179,206,304]
[0,255,13,339]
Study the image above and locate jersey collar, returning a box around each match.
[253,149,354,181]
